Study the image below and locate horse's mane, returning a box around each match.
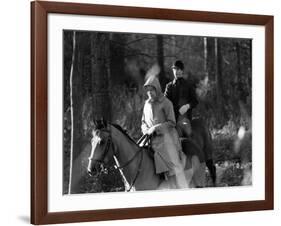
[93,119,138,146]
[110,123,138,145]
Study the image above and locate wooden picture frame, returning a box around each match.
[31,1,274,224]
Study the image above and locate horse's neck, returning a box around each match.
[111,127,142,183]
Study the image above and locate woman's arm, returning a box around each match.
[141,112,150,135]
[152,99,176,133]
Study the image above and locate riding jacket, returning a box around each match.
[141,76,184,176]
[164,77,198,121]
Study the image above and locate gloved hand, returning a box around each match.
[179,104,190,115]
[146,125,157,135]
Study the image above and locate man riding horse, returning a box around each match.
[164,60,216,183]
[164,60,198,137]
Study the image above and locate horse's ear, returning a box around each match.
[101,117,107,128]
[92,118,97,130]
[91,129,97,138]
[93,116,97,125]
[93,116,101,130]
[92,116,108,130]
[97,118,103,129]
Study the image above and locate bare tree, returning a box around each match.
[91,33,111,120]
[109,33,126,84]
[203,37,208,72]
[214,38,227,123]
[156,35,168,90]
[68,32,84,194]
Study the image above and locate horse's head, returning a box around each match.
[87,120,114,176]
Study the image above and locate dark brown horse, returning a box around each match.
[183,118,216,185]
[87,119,216,191]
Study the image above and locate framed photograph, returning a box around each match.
[31,1,274,224]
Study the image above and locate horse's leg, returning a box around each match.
[158,174,185,189]
[183,168,193,188]
[158,180,169,190]
[190,155,205,188]
[158,176,178,190]
[174,171,189,188]
[206,159,216,186]
[204,127,217,186]
[193,162,206,188]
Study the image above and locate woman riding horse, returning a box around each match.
[141,76,187,187]
[87,120,205,190]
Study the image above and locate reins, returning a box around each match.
[114,133,150,169]
[114,148,144,191]
[90,126,152,192]
[110,133,151,191]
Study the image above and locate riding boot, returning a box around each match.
[206,159,216,185]
[159,172,169,181]
[159,173,165,180]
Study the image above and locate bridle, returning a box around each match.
[88,129,112,169]
[89,128,148,191]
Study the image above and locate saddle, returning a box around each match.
[138,134,196,180]
[138,134,154,160]
[138,133,201,160]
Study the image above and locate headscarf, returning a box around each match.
[143,76,164,102]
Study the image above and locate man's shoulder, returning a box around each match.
[184,78,196,88]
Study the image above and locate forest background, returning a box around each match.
[63,31,252,194]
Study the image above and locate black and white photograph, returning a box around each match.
[63,30,252,194]
[1,0,277,225]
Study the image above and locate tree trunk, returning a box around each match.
[156,35,168,90]
[109,33,126,84]
[236,41,249,105]
[207,37,216,81]
[68,32,84,194]
[80,33,91,97]
[236,42,243,98]
[248,40,252,92]
[214,38,227,124]
[203,37,208,72]
[91,32,111,121]
[236,41,251,127]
